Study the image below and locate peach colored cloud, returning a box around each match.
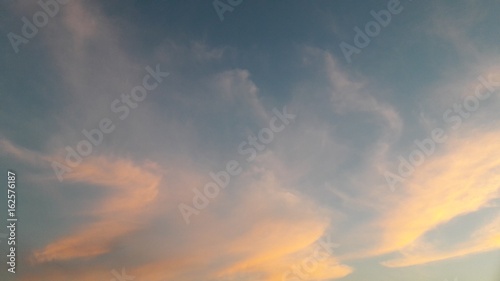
[337,128,500,263]
[356,129,500,267]
[31,156,163,263]
[382,212,500,267]
[111,163,351,281]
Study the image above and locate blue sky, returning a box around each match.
[0,0,500,280]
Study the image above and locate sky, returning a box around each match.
[0,0,500,280]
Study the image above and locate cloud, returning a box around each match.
[208,68,269,121]
[132,156,351,281]
[0,138,49,166]
[31,156,162,263]
[382,211,500,267]
[7,0,500,279]
[5,128,352,281]
[302,46,402,138]
[372,129,500,265]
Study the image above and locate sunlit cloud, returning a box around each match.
[3,0,500,280]
[374,129,500,264]
[31,156,163,263]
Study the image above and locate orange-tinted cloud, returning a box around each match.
[31,156,162,263]
[118,161,351,281]
[382,212,500,267]
[355,129,500,266]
